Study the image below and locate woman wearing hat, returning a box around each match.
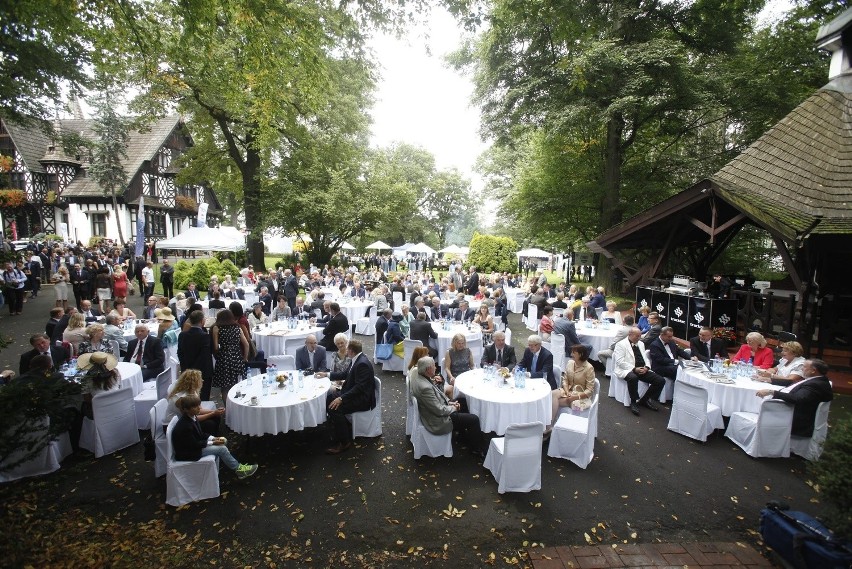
[156,307,178,339]
[211,309,250,404]
[78,324,113,355]
[77,351,121,406]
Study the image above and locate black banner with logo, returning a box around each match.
[651,291,670,326]
[668,293,690,339]
[635,287,654,321]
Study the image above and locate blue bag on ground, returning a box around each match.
[760,501,852,569]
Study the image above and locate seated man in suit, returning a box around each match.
[518,334,556,389]
[375,308,393,344]
[688,326,726,363]
[648,326,690,382]
[430,297,447,321]
[452,300,475,323]
[411,356,485,456]
[613,327,666,416]
[318,302,349,352]
[480,331,517,370]
[295,334,329,372]
[124,324,166,380]
[20,333,69,374]
[572,296,594,321]
[45,307,64,340]
[142,295,159,319]
[103,314,129,356]
[185,282,201,302]
[80,299,104,323]
[325,340,375,454]
[409,312,439,358]
[755,359,834,438]
[552,315,592,356]
[640,312,662,345]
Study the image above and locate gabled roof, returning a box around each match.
[709,73,852,239]
[2,119,53,173]
[62,115,184,197]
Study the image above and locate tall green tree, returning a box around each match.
[422,168,475,248]
[88,82,130,245]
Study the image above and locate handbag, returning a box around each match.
[375,332,394,361]
[570,386,592,411]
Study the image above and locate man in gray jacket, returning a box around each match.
[410,356,484,456]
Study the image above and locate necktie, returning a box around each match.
[632,344,646,367]
[135,341,144,365]
[532,352,538,371]
[706,342,712,358]
[497,349,502,364]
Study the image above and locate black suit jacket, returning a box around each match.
[45,318,61,340]
[688,336,726,362]
[338,353,376,412]
[772,376,833,437]
[185,289,201,302]
[71,269,90,292]
[171,415,208,462]
[124,336,166,373]
[19,345,69,374]
[452,308,475,322]
[409,320,438,356]
[177,326,214,380]
[295,346,329,372]
[319,313,349,351]
[481,344,517,369]
[648,337,689,379]
[519,346,556,389]
[465,272,479,295]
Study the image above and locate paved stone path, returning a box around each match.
[528,542,774,568]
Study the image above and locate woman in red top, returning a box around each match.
[732,331,774,369]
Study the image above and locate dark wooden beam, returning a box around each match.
[772,235,804,293]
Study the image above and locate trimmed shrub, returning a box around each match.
[189,260,210,291]
[811,415,852,537]
[468,232,518,273]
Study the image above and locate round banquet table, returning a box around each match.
[430,322,482,366]
[336,299,373,325]
[226,373,331,436]
[676,364,766,416]
[252,322,325,357]
[576,324,618,362]
[122,320,159,343]
[116,362,144,396]
[452,369,551,435]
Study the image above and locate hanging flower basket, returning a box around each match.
[174,195,198,211]
[0,154,14,173]
[0,189,27,208]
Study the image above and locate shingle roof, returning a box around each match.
[709,73,852,239]
[2,119,53,173]
[62,115,182,197]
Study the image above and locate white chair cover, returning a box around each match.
[169,355,180,386]
[725,399,794,458]
[0,416,59,482]
[550,333,566,371]
[392,291,404,311]
[109,339,121,358]
[79,387,140,458]
[547,388,600,469]
[165,416,220,506]
[405,373,416,436]
[134,367,171,429]
[411,398,453,459]
[403,339,423,371]
[790,401,831,462]
[267,355,295,371]
[467,337,484,369]
[504,327,512,347]
[484,421,544,492]
[150,398,169,478]
[526,304,538,331]
[50,431,73,465]
[351,377,382,438]
[355,305,377,336]
[667,381,724,442]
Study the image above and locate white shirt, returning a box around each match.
[141,266,154,285]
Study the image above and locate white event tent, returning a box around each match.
[155,226,246,252]
[516,247,551,258]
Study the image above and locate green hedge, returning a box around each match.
[172,258,241,292]
[467,232,518,274]
[811,415,852,537]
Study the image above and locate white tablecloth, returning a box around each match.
[337,300,373,324]
[676,365,766,416]
[431,322,482,366]
[116,362,143,396]
[453,369,551,435]
[253,323,325,357]
[505,289,526,314]
[225,374,331,436]
[576,325,618,361]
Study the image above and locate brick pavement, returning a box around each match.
[527,542,774,568]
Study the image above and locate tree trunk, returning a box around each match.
[242,147,266,271]
[595,114,625,292]
[110,189,125,245]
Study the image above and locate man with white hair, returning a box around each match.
[518,334,556,389]
[613,327,666,416]
[295,334,328,372]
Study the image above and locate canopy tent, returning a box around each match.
[365,240,392,250]
[155,226,246,251]
[407,242,436,254]
[340,242,356,250]
[438,244,463,254]
[516,247,551,258]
